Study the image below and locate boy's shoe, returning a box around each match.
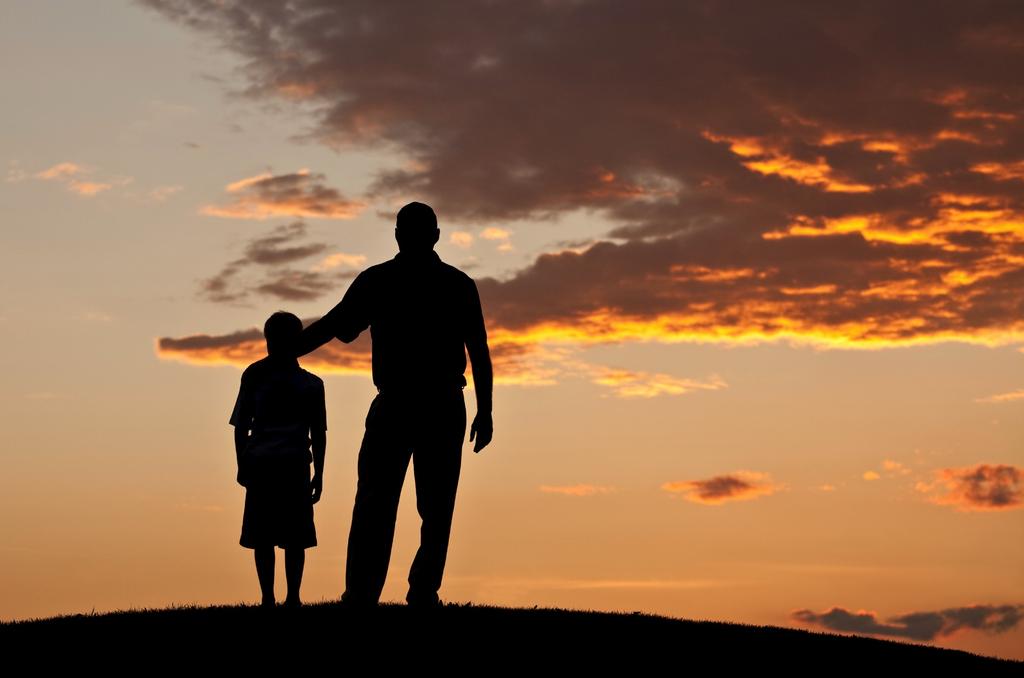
[282,598,302,609]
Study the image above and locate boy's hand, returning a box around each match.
[236,464,249,488]
[311,473,323,504]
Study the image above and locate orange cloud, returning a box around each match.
[538,484,616,496]
[702,130,874,193]
[975,389,1024,404]
[662,471,782,505]
[201,170,365,219]
[313,252,367,271]
[32,162,126,197]
[881,460,911,476]
[579,363,726,399]
[449,231,474,248]
[35,162,83,180]
[915,463,1023,512]
[971,160,1024,182]
[67,180,113,196]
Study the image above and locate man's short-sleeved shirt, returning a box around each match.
[320,249,487,392]
[230,355,326,462]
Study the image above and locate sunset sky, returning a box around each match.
[2,0,1022,660]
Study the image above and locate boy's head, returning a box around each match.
[264,311,303,357]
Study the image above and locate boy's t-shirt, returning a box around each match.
[229,355,327,464]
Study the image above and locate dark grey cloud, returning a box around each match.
[199,221,355,304]
[144,0,1024,347]
[156,316,541,382]
[662,471,780,505]
[242,220,327,264]
[792,603,1024,642]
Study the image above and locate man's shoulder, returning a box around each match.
[437,259,475,287]
[342,259,392,291]
[360,259,394,278]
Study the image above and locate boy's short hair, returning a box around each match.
[264,311,303,356]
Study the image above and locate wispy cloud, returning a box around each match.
[792,603,1024,641]
[31,161,130,197]
[35,162,83,180]
[975,389,1024,404]
[201,169,365,219]
[881,459,912,476]
[448,574,738,591]
[539,484,616,497]
[148,185,183,202]
[198,221,355,304]
[580,363,727,399]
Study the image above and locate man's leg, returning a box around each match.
[407,390,467,605]
[343,396,412,605]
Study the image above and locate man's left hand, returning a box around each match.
[469,412,493,453]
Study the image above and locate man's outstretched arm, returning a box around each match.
[295,315,336,358]
[465,278,493,453]
[295,272,371,358]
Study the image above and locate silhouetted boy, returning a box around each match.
[230,311,327,608]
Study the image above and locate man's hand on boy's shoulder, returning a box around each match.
[311,473,323,504]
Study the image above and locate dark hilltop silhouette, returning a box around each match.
[1,602,1020,672]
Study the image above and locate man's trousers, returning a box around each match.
[342,386,467,605]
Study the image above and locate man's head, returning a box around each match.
[395,201,439,253]
[264,310,303,357]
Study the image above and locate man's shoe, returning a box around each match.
[340,590,379,611]
[406,591,444,610]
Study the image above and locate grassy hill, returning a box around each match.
[2,601,1020,672]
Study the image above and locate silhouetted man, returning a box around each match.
[294,201,493,609]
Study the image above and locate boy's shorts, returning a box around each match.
[239,455,317,550]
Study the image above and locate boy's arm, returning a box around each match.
[233,426,249,474]
[310,429,326,504]
[310,378,327,504]
[229,370,252,487]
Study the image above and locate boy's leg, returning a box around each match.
[343,396,412,605]
[284,548,305,606]
[254,546,275,606]
[407,390,467,606]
